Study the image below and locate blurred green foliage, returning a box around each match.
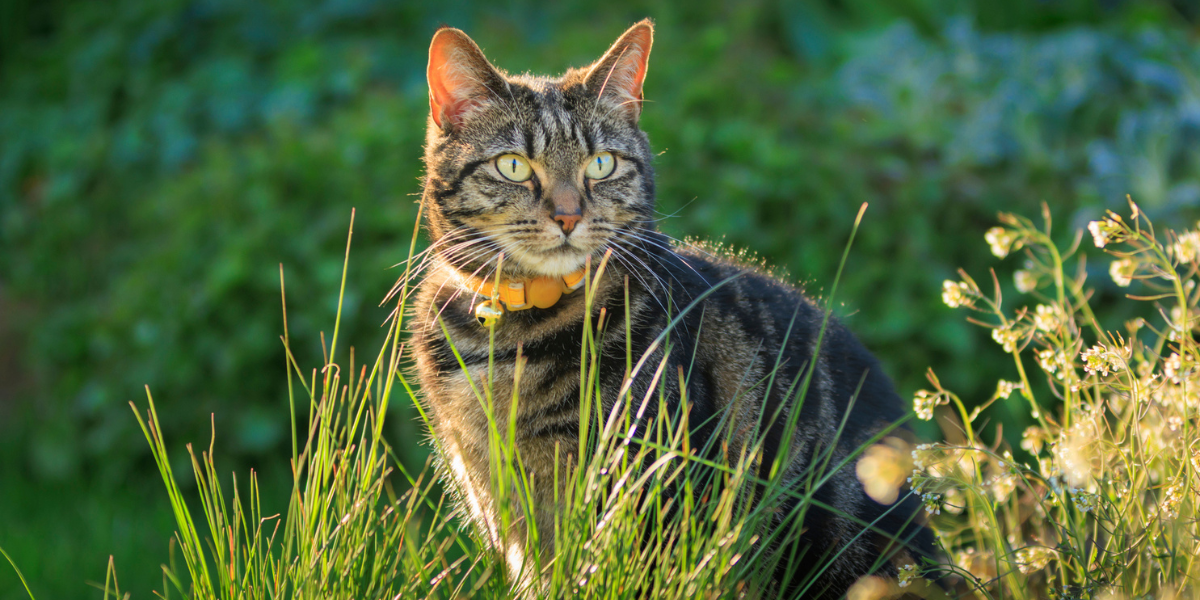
[1,0,1198,597]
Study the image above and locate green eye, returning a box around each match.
[585,152,616,180]
[495,154,532,182]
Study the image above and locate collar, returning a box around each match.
[467,268,587,327]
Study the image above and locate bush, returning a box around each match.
[3,0,1199,482]
[4,1,1200,484]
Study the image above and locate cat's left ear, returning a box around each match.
[585,19,653,120]
[427,27,508,131]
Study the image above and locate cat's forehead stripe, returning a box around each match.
[576,119,594,156]
[542,111,573,160]
[532,124,547,158]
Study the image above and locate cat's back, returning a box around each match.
[659,241,907,433]
[655,244,929,596]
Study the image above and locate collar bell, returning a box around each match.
[472,269,587,327]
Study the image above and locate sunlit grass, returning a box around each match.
[69,203,965,599]
[49,197,1200,599]
[126,209,475,599]
[28,201,1187,599]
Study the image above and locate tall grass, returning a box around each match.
[75,201,1200,599]
[127,209,483,599]
[103,203,958,599]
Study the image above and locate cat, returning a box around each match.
[408,19,936,598]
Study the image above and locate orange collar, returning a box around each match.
[471,268,587,312]
[470,269,587,327]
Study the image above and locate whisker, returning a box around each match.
[382,240,501,328]
[605,240,700,342]
[392,241,499,309]
[612,229,705,292]
[616,228,712,285]
[431,252,504,326]
[629,225,717,261]
[383,235,494,305]
[424,234,521,326]
[604,241,673,318]
[647,197,700,222]
[391,226,474,269]
[385,221,541,306]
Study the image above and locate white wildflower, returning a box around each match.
[1169,305,1189,342]
[1021,426,1046,455]
[1081,344,1110,376]
[994,379,1020,400]
[989,472,1017,502]
[1174,231,1200,264]
[1014,546,1054,574]
[1109,258,1135,287]
[1014,269,1038,293]
[1088,220,1109,248]
[941,280,971,308]
[985,227,1017,258]
[856,439,912,505]
[1033,304,1062,332]
[1056,421,1100,488]
[1088,216,1124,248]
[1160,478,1184,519]
[992,326,1021,353]
[1165,352,1182,384]
[1072,491,1099,513]
[910,443,934,470]
[1036,348,1058,373]
[1168,415,1183,432]
[913,390,947,421]
[920,492,942,516]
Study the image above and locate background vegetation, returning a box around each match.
[3,0,1200,597]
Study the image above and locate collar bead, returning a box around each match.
[471,268,587,327]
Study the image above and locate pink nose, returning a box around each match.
[555,212,582,233]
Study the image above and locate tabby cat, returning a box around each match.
[410,19,935,598]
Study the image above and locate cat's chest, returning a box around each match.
[412,303,578,419]
[410,269,662,446]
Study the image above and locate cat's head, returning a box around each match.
[421,20,656,280]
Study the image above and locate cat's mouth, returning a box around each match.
[532,244,588,273]
[532,232,592,256]
[502,239,596,278]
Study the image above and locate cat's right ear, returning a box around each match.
[585,19,654,120]
[427,27,507,131]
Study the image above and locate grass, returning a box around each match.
[0,546,33,599]
[82,203,935,599]
[10,201,1200,599]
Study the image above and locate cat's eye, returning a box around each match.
[495,154,532,182]
[585,152,616,180]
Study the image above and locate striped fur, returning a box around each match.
[409,20,935,597]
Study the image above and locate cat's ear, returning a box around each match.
[585,19,654,120]
[427,27,507,130]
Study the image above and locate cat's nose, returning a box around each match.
[554,211,582,233]
[550,183,583,233]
